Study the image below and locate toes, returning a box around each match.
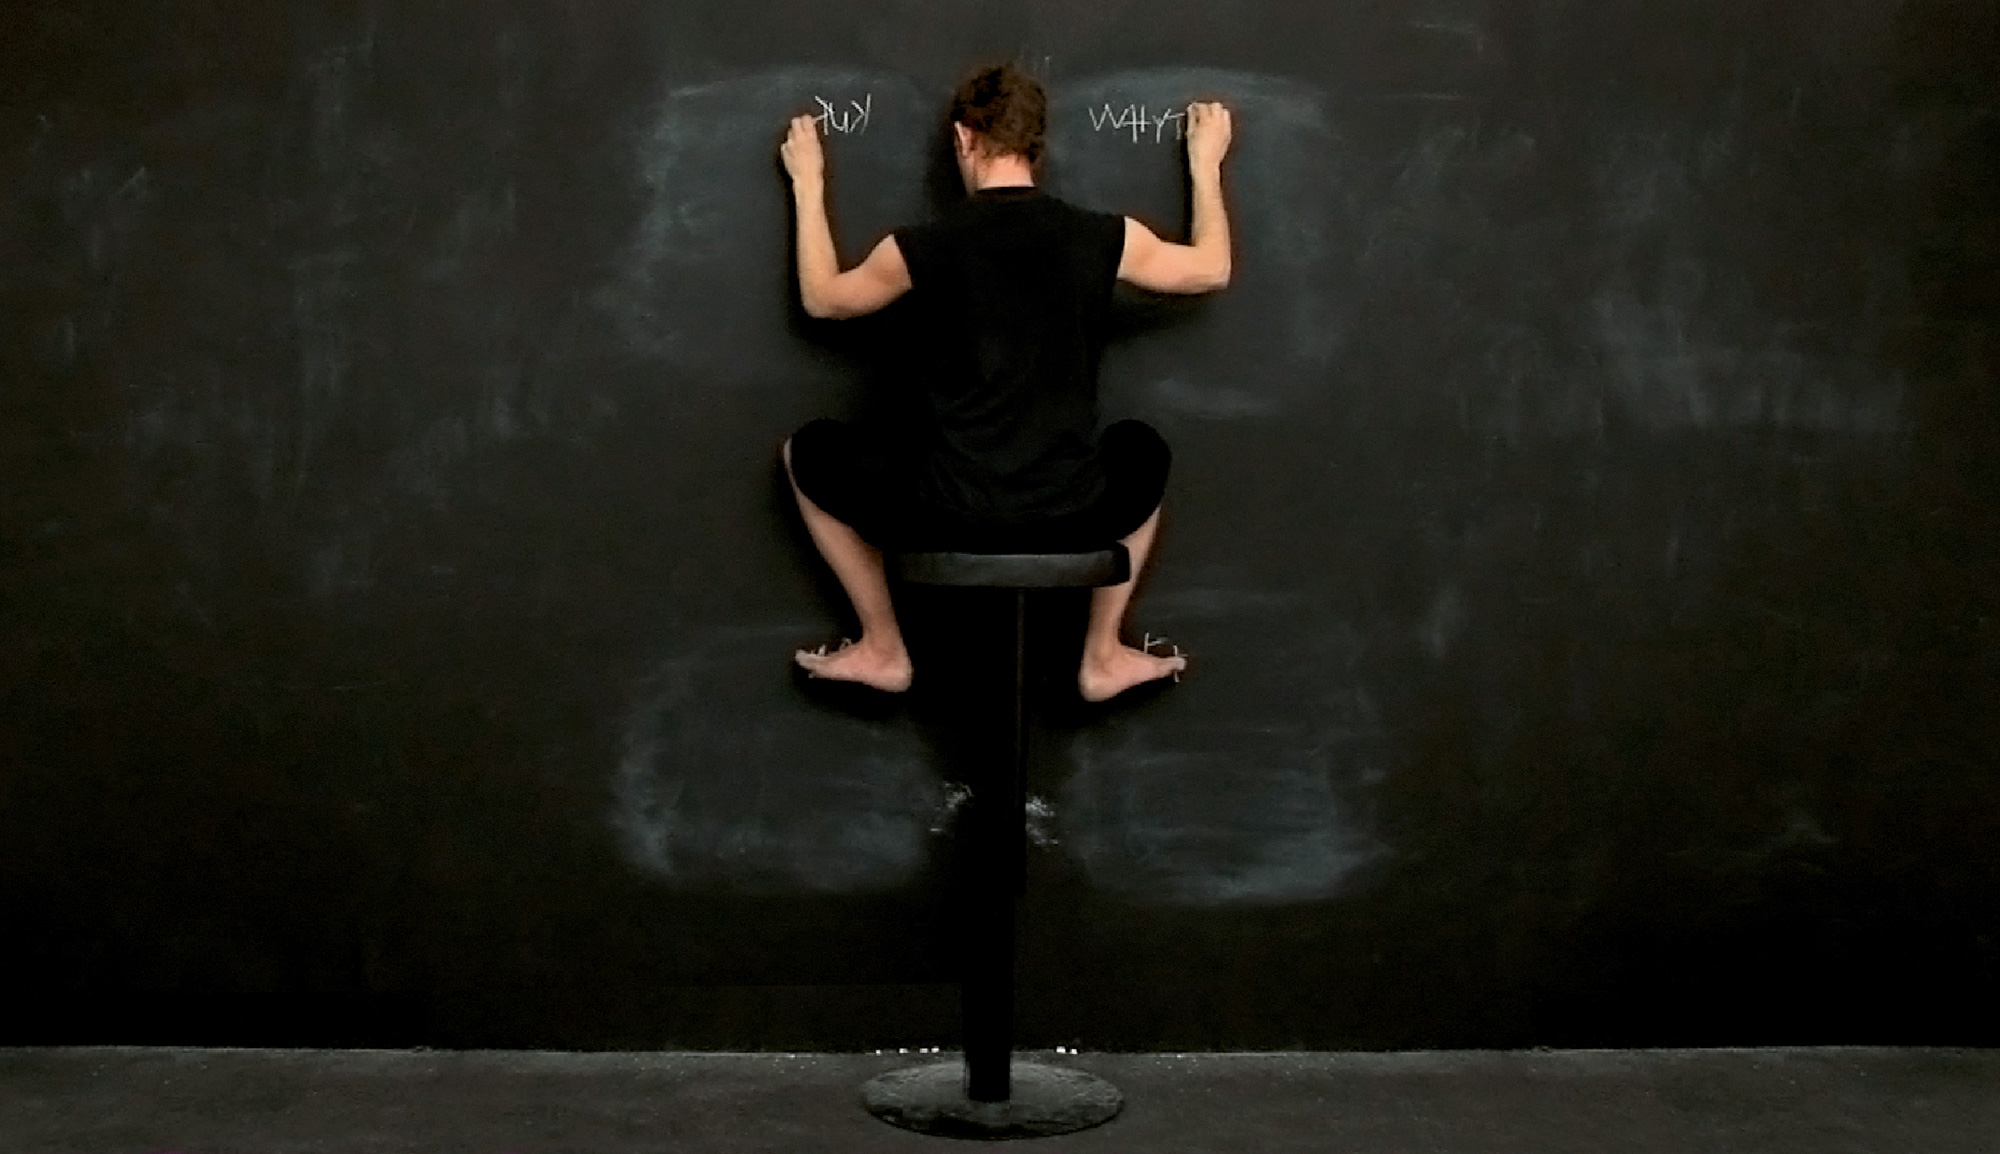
[793,643,912,692]
[794,640,853,676]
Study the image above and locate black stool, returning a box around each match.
[859,546,1129,1139]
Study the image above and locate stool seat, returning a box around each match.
[892,546,1130,589]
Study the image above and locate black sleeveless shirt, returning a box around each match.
[893,188,1127,523]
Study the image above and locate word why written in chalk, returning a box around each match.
[814,93,872,135]
[1088,102,1195,144]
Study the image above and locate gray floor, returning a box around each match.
[2,1046,1996,1152]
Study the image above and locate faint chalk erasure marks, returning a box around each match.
[610,626,940,893]
[305,25,374,172]
[1055,67,1350,407]
[1591,286,1904,435]
[599,67,925,369]
[1422,583,1466,659]
[1148,375,1280,419]
[1057,590,1389,905]
[286,248,357,505]
[1586,129,1908,437]
[1060,727,1384,905]
[1409,18,1486,54]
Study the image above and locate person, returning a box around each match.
[778,62,1233,702]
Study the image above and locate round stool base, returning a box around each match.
[862,1060,1122,1139]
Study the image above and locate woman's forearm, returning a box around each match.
[1189,163,1232,287]
[793,179,842,317]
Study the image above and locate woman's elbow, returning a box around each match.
[803,279,871,319]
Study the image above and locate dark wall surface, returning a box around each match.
[3,0,1996,1049]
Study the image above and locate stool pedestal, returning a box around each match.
[859,548,1129,1139]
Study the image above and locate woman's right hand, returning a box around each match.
[780,114,825,189]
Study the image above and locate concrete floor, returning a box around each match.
[2,1046,1995,1152]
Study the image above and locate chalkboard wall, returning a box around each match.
[3,0,1996,1049]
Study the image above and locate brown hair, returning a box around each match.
[948,62,1047,165]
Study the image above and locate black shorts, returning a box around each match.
[787,419,1170,553]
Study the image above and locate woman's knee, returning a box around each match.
[1102,419,1169,459]
[1101,421,1171,485]
[786,418,847,481]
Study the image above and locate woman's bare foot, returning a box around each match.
[1078,641,1186,703]
[795,638,914,693]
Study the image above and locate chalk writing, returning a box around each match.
[813,93,872,135]
[1088,101,1192,143]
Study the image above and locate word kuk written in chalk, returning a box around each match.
[1088,102,1193,144]
[814,94,872,135]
